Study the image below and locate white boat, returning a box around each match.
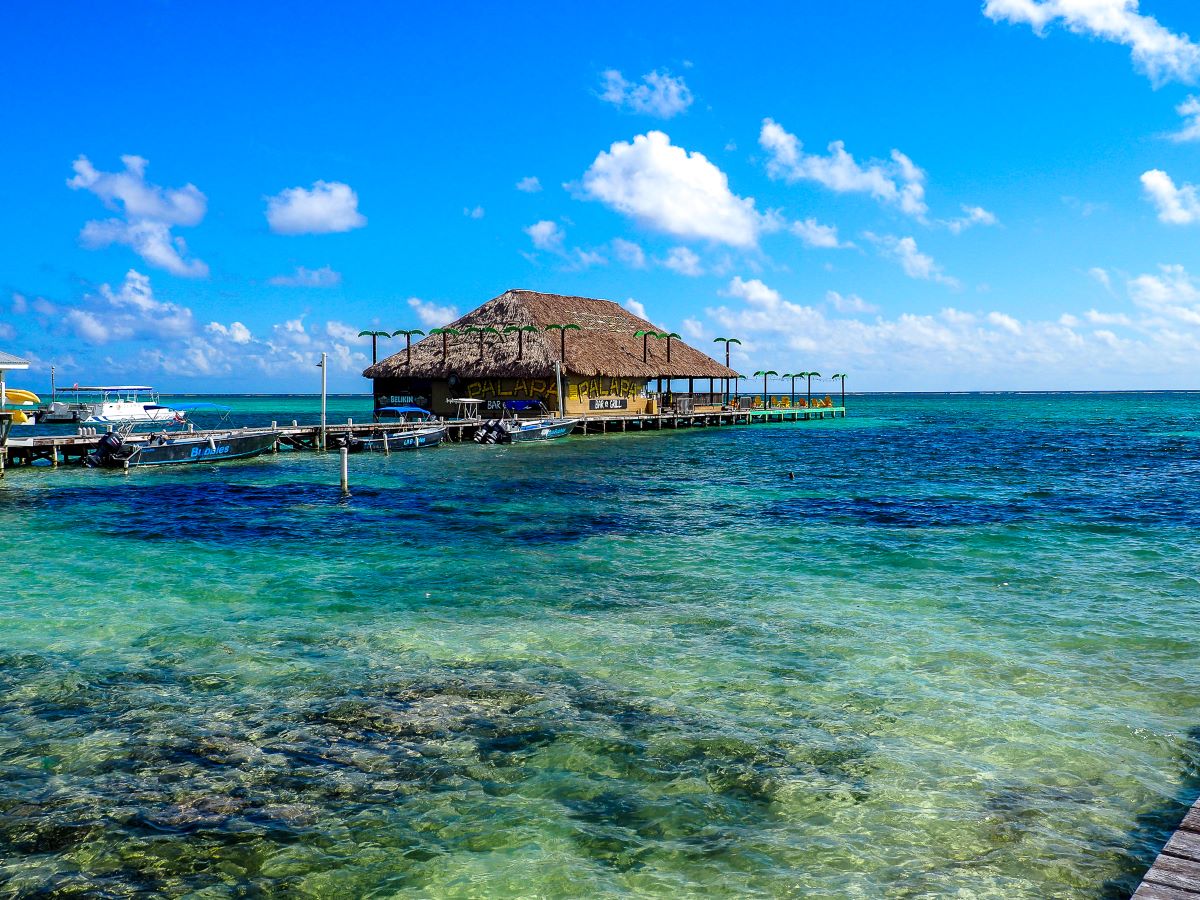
[41,386,184,425]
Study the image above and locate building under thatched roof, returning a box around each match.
[364,289,736,417]
[364,289,735,381]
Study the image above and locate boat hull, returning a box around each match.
[501,419,578,443]
[345,426,446,452]
[90,431,279,468]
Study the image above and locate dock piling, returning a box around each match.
[339,447,349,495]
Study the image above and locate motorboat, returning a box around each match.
[85,428,279,469]
[41,385,184,424]
[473,401,577,444]
[329,406,446,453]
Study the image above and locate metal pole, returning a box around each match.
[340,447,349,494]
[320,351,328,452]
[51,365,55,401]
[554,361,564,418]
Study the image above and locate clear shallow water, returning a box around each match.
[2,393,1199,897]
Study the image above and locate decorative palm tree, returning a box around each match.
[391,329,425,366]
[634,329,660,363]
[803,371,821,406]
[753,370,778,408]
[830,373,847,408]
[503,324,540,360]
[663,331,681,363]
[467,326,500,360]
[713,337,741,403]
[428,327,459,361]
[544,323,581,362]
[358,330,392,365]
[781,373,799,407]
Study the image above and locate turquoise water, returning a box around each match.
[2,393,1199,897]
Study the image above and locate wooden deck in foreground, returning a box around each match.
[1134,795,1200,898]
[0,406,846,473]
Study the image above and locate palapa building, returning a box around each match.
[363,289,737,417]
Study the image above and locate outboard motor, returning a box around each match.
[84,431,127,468]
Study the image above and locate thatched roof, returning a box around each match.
[364,289,736,380]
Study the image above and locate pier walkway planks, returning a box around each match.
[1134,796,1200,898]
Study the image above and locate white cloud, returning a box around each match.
[408,297,459,329]
[662,246,703,276]
[12,293,27,314]
[68,155,209,277]
[865,233,959,287]
[580,131,775,247]
[265,181,366,235]
[525,220,565,252]
[464,205,485,219]
[826,290,879,314]
[599,69,693,118]
[759,119,928,218]
[1089,267,1113,291]
[64,269,195,345]
[1168,95,1200,141]
[268,265,342,287]
[1141,169,1200,223]
[611,237,647,268]
[791,217,846,248]
[983,0,1200,85]
[681,317,706,340]
[1129,263,1200,324]
[206,321,252,344]
[516,176,542,193]
[325,321,366,343]
[1085,309,1133,326]
[623,298,648,319]
[987,311,1022,334]
[944,205,999,234]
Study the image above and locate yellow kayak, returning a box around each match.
[9,409,32,425]
[3,389,40,405]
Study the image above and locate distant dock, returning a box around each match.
[1134,794,1200,897]
[0,406,845,473]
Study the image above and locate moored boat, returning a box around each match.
[43,385,184,425]
[473,402,578,444]
[84,429,279,469]
[329,406,446,453]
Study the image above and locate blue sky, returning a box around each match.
[3,0,1200,391]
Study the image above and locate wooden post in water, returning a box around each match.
[339,447,349,495]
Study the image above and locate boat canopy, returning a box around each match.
[376,406,432,417]
[504,400,546,411]
[60,385,156,392]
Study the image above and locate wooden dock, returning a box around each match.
[1135,795,1200,898]
[0,406,846,473]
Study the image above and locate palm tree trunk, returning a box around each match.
[405,335,412,366]
[371,335,378,365]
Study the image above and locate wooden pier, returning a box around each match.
[1135,794,1200,898]
[0,406,846,473]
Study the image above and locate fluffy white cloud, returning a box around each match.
[516,176,542,193]
[703,268,1200,388]
[265,181,366,235]
[662,246,703,276]
[464,205,485,219]
[759,119,928,218]
[943,205,999,234]
[1089,267,1113,291]
[1129,263,1200,324]
[1141,169,1200,223]
[268,265,342,287]
[611,237,647,268]
[68,155,209,277]
[580,131,774,247]
[791,217,846,248]
[599,69,693,118]
[826,291,879,314]
[408,296,459,329]
[525,220,565,251]
[623,298,648,319]
[984,0,1200,85]
[1168,95,1200,141]
[865,233,959,287]
[65,269,195,344]
[206,321,252,343]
